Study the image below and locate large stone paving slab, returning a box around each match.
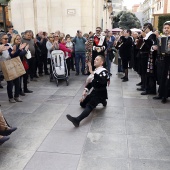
[24,152,80,170]
[128,135,170,160]
[125,107,156,120]
[1,128,49,151]
[0,148,34,170]
[77,157,129,170]
[83,133,128,158]
[90,118,126,135]
[126,119,166,137]
[129,159,170,170]
[38,130,87,154]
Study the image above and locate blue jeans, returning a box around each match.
[75,53,85,74]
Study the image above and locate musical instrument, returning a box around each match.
[136,24,150,50]
[158,36,170,55]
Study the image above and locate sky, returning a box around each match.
[123,0,144,9]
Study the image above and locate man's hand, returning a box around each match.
[88,61,93,73]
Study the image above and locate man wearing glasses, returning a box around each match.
[92,27,107,70]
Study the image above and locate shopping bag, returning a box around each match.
[0,57,26,81]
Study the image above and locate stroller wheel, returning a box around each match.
[55,79,58,86]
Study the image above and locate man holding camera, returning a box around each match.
[72,30,86,75]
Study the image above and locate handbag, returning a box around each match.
[25,50,32,59]
[22,58,29,70]
[0,56,26,81]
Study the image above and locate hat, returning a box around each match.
[163,21,170,26]
[0,32,7,41]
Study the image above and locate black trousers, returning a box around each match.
[66,58,71,75]
[28,57,36,79]
[20,72,29,92]
[159,56,170,98]
[7,77,20,99]
[42,53,48,73]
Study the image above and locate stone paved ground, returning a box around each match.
[1,64,170,170]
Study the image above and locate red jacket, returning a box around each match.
[59,43,72,58]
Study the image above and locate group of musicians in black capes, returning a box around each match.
[116,21,170,104]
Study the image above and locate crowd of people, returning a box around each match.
[115,21,170,104]
[0,21,170,140]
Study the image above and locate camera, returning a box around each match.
[43,32,46,36]
[77,30,79,34]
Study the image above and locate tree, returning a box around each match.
[112,11,125,28]
[119,11,141,29]
[158,15,170,32]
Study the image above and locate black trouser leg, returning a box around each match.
[19,76,23,92]
[23,73,28,91]
[13,77,20,98]
[42,54,48,73]
[38,56,43,74]
[66,58,71,75]
[7,81,13,99]
[76,106,93,122]
[28,57,36,79]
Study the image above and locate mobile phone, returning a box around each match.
[77,30,79,34]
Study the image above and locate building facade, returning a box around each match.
[8,0,112,35]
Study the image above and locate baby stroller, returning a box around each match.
[50,50,69,86]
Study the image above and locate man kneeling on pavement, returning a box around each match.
[66,55,110,127]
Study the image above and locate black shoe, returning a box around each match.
[102,100,107,107]
[109,73,112,76]
[0,127,17,136]
[153,96,162,100]
[0,84,3,88]
[75,73,79,76]
[82,72,86,75]
[39,74,43,77]
[66,114,79,127]
[161,98,167,104]
[72,68,75,71]
[122,78,128,82]
[121,76,126,79]
[137,88,145,91]
[0,136,10,145]
[20,91,25,96]
[24,89,33,93]
[136,82,142,86]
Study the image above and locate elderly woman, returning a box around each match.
[0,32,24,103]
[46,33,59,80]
